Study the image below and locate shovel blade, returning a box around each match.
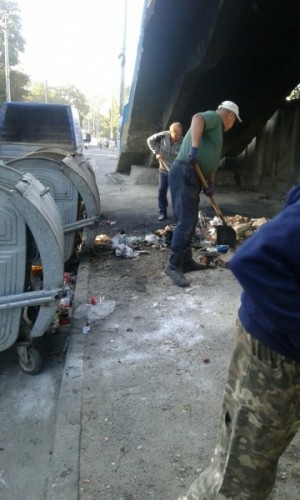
[216,225,237,249]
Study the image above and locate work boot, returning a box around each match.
[182,260,207,273]
[164,254,190,287]
[158,213,167,221]
[164,263,190,287]
[182,246,207,273]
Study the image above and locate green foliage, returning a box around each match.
[82,90,131,140]
[0,69,30,101]
[101,100,119,139]
[27,81,90,124]
[0,1,30,101]
[288,84,300,101]
[0,1,25,67]
[83,98,120,140]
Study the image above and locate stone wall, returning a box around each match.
[225,100,300,199]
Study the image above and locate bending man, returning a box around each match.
[147,122,183,221]
[165,101,241,287]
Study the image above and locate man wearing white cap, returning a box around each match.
[165,101,242,287]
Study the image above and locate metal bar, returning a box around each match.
[0,289,62,310]
[63,216,99,232]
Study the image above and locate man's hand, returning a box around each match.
[203,180,215,197]
[188,147,198,166]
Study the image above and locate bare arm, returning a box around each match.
[190,113,205,148]
[190,114,215,182]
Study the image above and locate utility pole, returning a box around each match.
[2,12,11,101]
[110,93,114,148]
[44,79,48,103]
[118,0,127,118]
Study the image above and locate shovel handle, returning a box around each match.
[194,163,228,226]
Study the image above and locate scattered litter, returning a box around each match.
[127,236,144,245]
[111,234,140,258]
[92,234,113,254]
[82,324,90,335]
[215,244,229,253]
[216,250,234,268]
[91,213,268,268]
[155,224,174,246]
[144,233,158,245]
[210,216,223,226]
[194,212,269,247]
[73,296,116,322]
[203,358,210,364]
[94,234,112,245]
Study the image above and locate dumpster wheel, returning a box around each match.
[17,345,43,375]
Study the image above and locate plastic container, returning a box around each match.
[216,244,229,253]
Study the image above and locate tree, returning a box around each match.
[0,0,30,101]
[101,99,119,140]
[0,68,29,101]
[27,81,90,125]
[288,84,300,101]
[0,1,25,66]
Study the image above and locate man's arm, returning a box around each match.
[189,113,215,191]
[190,113,205,148]
[229,205,300,335]
[147,131,166,155]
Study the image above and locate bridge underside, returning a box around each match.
[118,0,300,173]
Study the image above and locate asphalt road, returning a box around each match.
[0,328,69,499]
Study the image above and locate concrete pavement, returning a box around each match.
[48,147,299,500]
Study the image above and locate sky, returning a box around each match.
[16,0,145,99]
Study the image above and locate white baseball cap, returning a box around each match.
[218,101,242,122]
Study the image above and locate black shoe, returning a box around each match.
[164,264,190,287]
[182,260,207,273]
[158,213,166,221]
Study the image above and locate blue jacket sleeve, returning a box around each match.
[229,200,300,336]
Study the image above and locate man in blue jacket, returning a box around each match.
[179,185,300,499]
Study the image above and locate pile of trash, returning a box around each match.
[195,212,269,245]
[93,228,173,258]
[92,213,269,260]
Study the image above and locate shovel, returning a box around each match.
[194,163,237,249]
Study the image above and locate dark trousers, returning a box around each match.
[158,170,169,215]
[169,160,201,263]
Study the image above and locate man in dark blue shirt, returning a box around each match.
[179,185,300,499]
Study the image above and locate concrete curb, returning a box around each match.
[47,256,90,500]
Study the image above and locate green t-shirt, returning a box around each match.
[176,111,223,177]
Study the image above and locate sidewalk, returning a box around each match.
[49,149,299,500]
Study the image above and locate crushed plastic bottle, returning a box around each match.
[82,323,90,335]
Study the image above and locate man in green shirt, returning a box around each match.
[165,101,242,287]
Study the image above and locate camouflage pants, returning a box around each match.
[178,319,300,500]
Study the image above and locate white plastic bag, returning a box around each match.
[73,298,116,321]
[87,299,116,321]
[111,234,139,258]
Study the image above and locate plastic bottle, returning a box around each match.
[82,323,90,335]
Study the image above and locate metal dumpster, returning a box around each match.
[0,163,65,374]
[7,148,101,261]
